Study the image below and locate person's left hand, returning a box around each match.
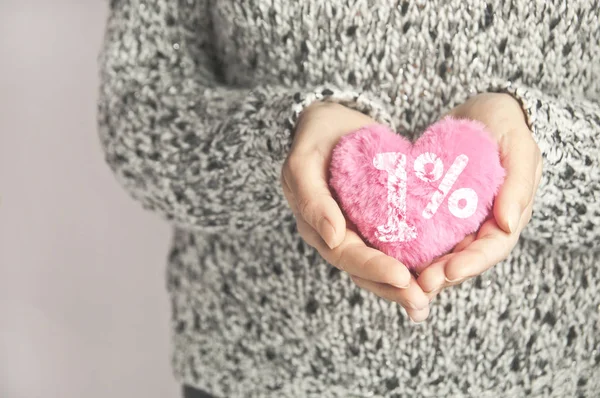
[417,93,543,304]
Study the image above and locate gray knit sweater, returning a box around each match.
[98,1,600,396]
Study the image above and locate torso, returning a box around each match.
[211,0,599,132]
[169,1,600,396]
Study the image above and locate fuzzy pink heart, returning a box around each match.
[329,117,505,273]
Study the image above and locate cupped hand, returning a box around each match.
[418,93,543,301]
[281,102,430,322]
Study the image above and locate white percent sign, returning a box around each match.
[373,152,478,243]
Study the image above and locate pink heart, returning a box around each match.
[329,117,505,273]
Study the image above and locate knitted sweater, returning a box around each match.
[98,1,600,396]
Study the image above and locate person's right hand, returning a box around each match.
[280,101,431,322]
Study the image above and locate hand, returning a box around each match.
[418,93,543,302]
[281,102,430,322]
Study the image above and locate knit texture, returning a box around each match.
[98,1,600,396]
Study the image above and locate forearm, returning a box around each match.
[98,1,393,232]
[488,81,600,249]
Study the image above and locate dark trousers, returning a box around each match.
[182,385,214,398]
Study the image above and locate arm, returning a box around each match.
[98,0,393,232]
[489,82,600,250]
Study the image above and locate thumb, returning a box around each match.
[494,128,539,234]
[283,152,346,249]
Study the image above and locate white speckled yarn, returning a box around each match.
[98,0,600,396]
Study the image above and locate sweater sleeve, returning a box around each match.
[98,1,393,233]
[485,81,600,251]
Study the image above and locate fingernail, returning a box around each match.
[319,218,337,249]
[409,308,429,324]
[423,284,440,294]
[445,276,466,284]
[507,204,522,233]
[409,301,428,311]
[428,290,441,302]
[390,280,411,289]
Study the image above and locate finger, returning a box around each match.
[282,152,346,249]
[426,286,444,303]
[444,218,519,282]
[442,155,539,283]
[351,276,430,322]
[337,243,413,288]
[424,274,473,304]
[299,218,424,308]
[407,307,430,323]
[417,257,451,294]
[452,233,476,253]
[514,158,542,228]
[417,232,474,294]
[535,155,543,186]
[518,191,536,231]
[494,128,541,234]
[446,192,536,283]
[295,216,323,248]
[420,254,476,301]
[412,232,473,288]
[281,175,299,215]
[303,222,412,289]
[519,158,542,227]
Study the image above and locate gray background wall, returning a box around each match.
[0,1,179,397]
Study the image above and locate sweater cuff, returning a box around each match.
[291,86,395,127]
[282,86,395,151]
[479,79,538,138]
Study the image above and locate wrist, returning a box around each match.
[497,93,531,132]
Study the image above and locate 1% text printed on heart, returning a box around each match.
[373,152,478,243]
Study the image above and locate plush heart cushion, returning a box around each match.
[329,117,505,272]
